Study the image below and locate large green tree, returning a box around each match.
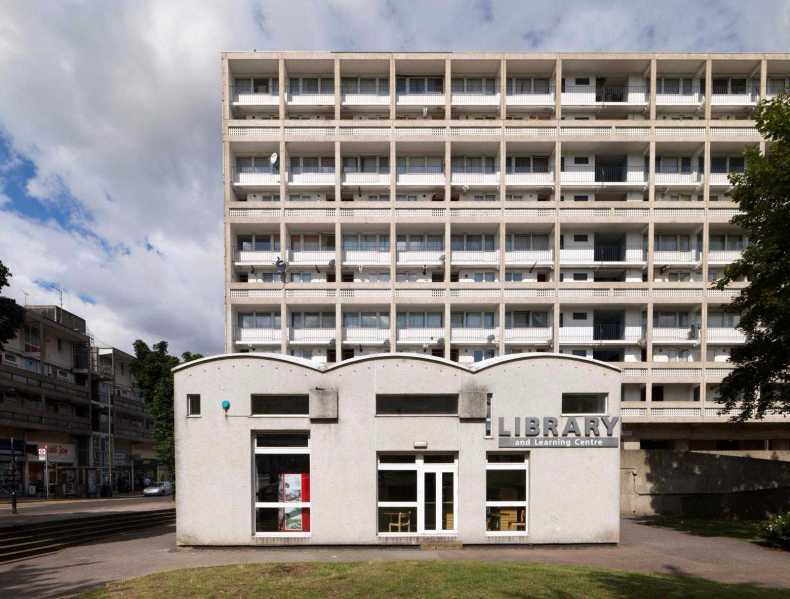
[130,340,203,485]
[0,260,26,350]
[715,94,790,419]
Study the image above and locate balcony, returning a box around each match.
[654,172,702,186]
[396,92,445,106]
[451,327,498,344]
[652,249,700,265]
[506,90,554,107]
[231,88,278,108]
[505,249,553,266]
[706,328,746,344]
[234,249,280,266]
[559,324,642,344]
[560,247,644,265]
[344,328,389,345]
[289,328,336,344]
[342,172,390,186]
[709,172,741,186]
[287,92,335,106]
[396,327,445,344]
[396,249,445,266]
[652,326,699,343]
[288,171,335,186]
[505,172,554,186]
[504,327,552,344]
[561,166,646,186]
[233,169,280,187]
[655,90,703,106]
[395,171,445,186]
[561,85,648,106]
[451,91,500,107]
[711,88,759,106]
[708,250,743,265]
[341,92,389,106]
[451,172,500,187]
[450,249,500,266]
[288,250,336,265]
[342,250,390,266]
[235,328,281,345]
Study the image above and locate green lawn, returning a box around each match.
[637,515,765,542]
[77,561,790,598]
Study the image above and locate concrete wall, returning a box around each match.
[175,352,621,546]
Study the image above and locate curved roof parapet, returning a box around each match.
[172,351,621,374]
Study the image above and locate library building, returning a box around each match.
[174,353,621,546]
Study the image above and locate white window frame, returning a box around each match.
[253,434,311,538]
[485,453,529,536]
[376,454,458,537]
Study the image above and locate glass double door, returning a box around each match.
[422,466,455,533]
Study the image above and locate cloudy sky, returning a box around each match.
[0,0,788,356]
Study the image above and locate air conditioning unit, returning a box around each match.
[247,193,264,202]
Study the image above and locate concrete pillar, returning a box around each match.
[389,57,396,121]
[554,57,562,120]
[498,302,506,356]
[552,303,560,353]
[445,58,452,121]
[704,57,712,121]
[649,58,657,121]
[335,303,342,362]
[334,58,341,121]
[444,302,452,360]
[500,56,507,120]
[278,58,286,121]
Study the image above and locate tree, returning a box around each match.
[715,94,790,419]
[130,340,203,487]
[0,260,26,350]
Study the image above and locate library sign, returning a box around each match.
[497,416,620,448]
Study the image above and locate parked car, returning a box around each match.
[143,481,173,496]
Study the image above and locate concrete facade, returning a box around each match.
[174,352,621,546]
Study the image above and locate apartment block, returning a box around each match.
[0,305,157,497]
[222,52,790,454]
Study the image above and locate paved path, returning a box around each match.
[0,496,173,527]
[0,519,788,598]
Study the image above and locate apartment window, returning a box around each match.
[254,433,310,535]
[239,312,281,329]
[473,349,496,362]
[397,312,443,329]
[376,394,458,416]
[290,312,335,329]
[251,395,309,416]
[451,311,495,329]
[708,312,739,328]
[343,311,389,329]
[561,393,606,415]
[571,349,587,357]
[656,234,691,252]
[471,271,496,282]
[397,76,444,95]
[187,394,201,417]
[506,311,549,328]
[572,273,588,281]
[572,312,588,321]
[505,233,549,251]
[572,234,588,243]
[654,311,691,328]
[486,453,528,534]
[485,394,493,437]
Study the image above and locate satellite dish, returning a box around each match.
[270,152,279,165]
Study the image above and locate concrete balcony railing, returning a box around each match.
[504,327,552,344]
[395,171,445,186]
[451,250,500,266]
[288,249,336,264]
[655,91,703,106]
[709,172,741,186]
[396,92,445,105]
[505,172,554,186]
[706,328,746,344]
[342,172,390,186]
[652,249,700,264]
[289,328,336,345]
[506,92,554,106]
[341,93,389,106]
[505,249,553,265]
[396,327,445,344]
[344,328,389,345]
[559,325,643,344]
[396,249,445,265]
[451,92,500,106]
[708,250,743,265]
[451,327,498,344]
[711,90,759,106]
[286,92,335,106]
[559,247,645,265]
[652,327,699,343]
[235,328,281,345]
[654,172,702,186]
[342,250,390,265]
[451,172,500,187]
[288,171,336,186]
[233,170,280,186]
[561,85,648,106]
[231,90,279,106]
[234,249,281,266]
[561,167,646,185]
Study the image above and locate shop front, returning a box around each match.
[174,353,621,546]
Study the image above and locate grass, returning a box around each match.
[637,515,765,542]
[76,560,790,598]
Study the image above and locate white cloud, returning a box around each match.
[0,0,788,355]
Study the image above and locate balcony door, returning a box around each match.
[422,462,456,534]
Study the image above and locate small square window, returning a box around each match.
[187,394,201,417]
[573,234,588,243]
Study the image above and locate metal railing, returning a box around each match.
[593,246,625,261]
[593,323,625,341]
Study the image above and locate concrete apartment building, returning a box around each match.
[221,51,790,456]
[0,305,157,497]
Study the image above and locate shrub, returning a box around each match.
[761,512,790,549]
